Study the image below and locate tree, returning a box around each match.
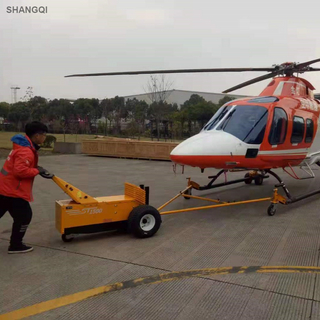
[73,98,97,134]
[144,75,174,140]
[181,94,206,109]
[0,102,10,131]
[171,109,187,139]
[27,96,48,121]
[145,75,173,104]
[47,99,75,140]
[193,101,218,128]
[90,99,102,134]
[110,96,126,135]
[180,94,219,135]
[0,102,10,118]
[218,95,236,107]
[8,102,30,131]
[100,98,115,135]
[21,87,34,102]
[148,101,176,140]
[48,99,74,121]
[126,98,149,139]
[181,95,206,135]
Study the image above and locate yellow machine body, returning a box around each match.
[53,176,146,235]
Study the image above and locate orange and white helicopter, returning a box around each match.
[66,58,320,215]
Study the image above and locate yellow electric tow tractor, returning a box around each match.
[40,171,162,242]
[42,168,285,242]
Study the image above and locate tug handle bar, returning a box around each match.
[39,171,55,179]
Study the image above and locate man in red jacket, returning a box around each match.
[0,121,48,254]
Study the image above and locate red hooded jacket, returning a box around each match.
[0,134,39,202]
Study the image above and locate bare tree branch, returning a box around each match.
[144,75,173,104]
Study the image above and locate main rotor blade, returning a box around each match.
[222,72,279,93]
[305,67,320,72]
[65,67,275,78]
[296,58,320,69]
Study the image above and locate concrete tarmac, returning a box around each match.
[1,153,320,319]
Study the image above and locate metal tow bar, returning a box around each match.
[157,185,285,216]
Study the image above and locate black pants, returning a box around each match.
[0,195,32,247]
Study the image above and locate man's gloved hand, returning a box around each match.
[38,166,54,179]
[37,166,48,175]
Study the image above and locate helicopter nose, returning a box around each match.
[170,133,207,156]
[170,131,246,168]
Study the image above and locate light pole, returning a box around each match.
[10,86,20,104]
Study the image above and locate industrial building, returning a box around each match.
[121,89,247,107]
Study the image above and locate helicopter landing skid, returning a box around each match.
[186,169,269,193]
[282,162,317,180]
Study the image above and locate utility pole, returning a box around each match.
[10,86,20,104]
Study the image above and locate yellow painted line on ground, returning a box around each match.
[1,266,320,320]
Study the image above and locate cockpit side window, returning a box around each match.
[268,107,288,145]
[305,119,314,143]
[291,116,305,144]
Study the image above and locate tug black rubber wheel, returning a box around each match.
[254,175,264,185]
[183,188,192,200]
[244,173,253,185]
[62,234,74,242]
[267,204,276,216]
[128,205,162,238]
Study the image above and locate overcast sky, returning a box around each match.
[1,0,320,103]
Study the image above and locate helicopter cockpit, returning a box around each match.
[203,104,268,145]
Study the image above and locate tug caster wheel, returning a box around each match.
[244,173,253,185]
[62,234,74,242]
[183,188,192,200]
[254,175,264,185]
[267,204,276,216]
[128,205,162,238]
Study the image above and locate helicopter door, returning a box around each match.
[305,119,314,143]
[279,118,286,143]
[291,116,305,145]
[268,107,288,146]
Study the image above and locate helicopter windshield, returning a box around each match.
[217,105,268,144]
[203,105,233,131]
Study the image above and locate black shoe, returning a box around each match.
[8,244,34,254]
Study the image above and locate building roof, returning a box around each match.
[121,89,248,106]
